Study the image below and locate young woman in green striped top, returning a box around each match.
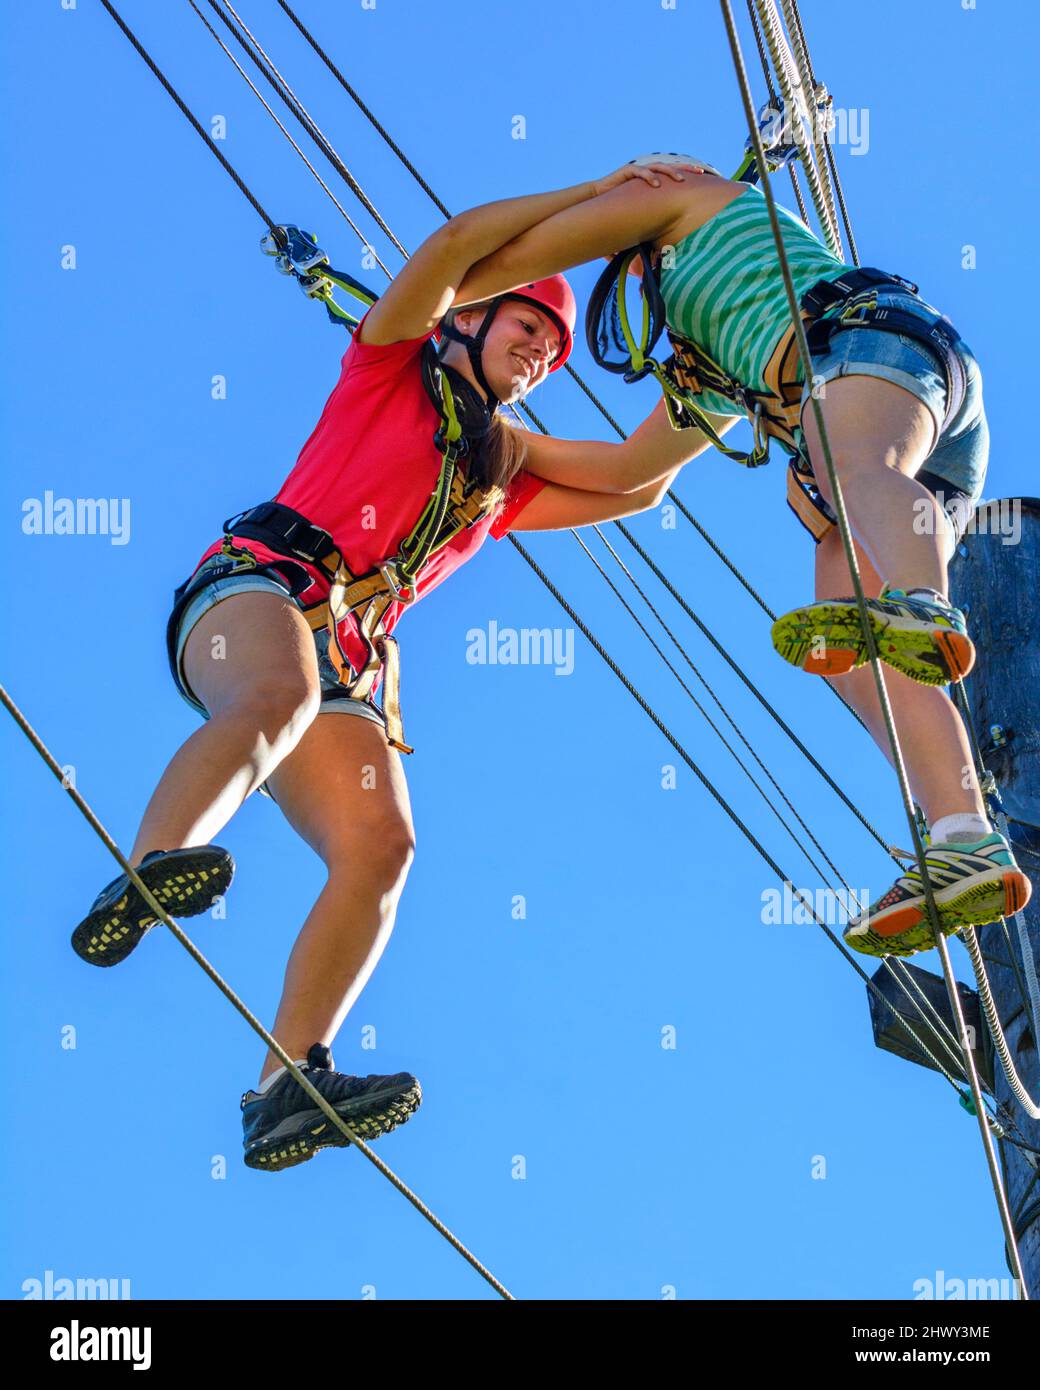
[453,157,1033,960]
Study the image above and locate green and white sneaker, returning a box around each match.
[843,832,1033,959]
[771,585,975,685]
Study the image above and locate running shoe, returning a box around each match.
[771,586,975,684]
[241,1043,422,1173]
[71,845,234,967]
[843,833,1033,959]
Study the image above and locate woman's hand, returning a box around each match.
[591,160,707,198]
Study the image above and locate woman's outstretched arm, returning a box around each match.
[521,399,742,495]
[362,165,693,346]
[508,468,683,532]
[452,175,721,307]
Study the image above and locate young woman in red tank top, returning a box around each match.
[70,161,733,1171]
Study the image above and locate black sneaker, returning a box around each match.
[71,845,235,967]
[241,1044,422,1173]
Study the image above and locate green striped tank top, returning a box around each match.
[658,184,855,416]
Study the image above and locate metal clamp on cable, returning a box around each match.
[260,223,329,276]
[742,99,799,182]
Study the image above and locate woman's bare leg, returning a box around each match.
[128,592,321,864]
[802,374,948,593]
[815,522,985,826]
[802,374,986,825]
[256,712,416,1086]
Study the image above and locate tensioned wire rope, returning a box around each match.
[86,0,1039,1227]
[752,0,842,257]
[762,0,1040,1125]
[744,0,810,226]
[743,0,1040,1134]
[63,0,517,1304]
[185,0,1040,1153]
[193,1,883,883]
[781,0,860,264]
[191,0,993,1093]
[83,0,1040,1273]
[257,0,928,837]
[227,0,1033,1115]
[749,0,1040,1129]
[87,0,1004,1144]
[718,0,1028,1287]
[98,0,1036,1189]
[0,684,513,1299]
[92,0,987,1165]
[188,0,1040,1156]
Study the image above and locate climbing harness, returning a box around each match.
[27,0,1021,1297]
[177,0,1031,1146]
[719,0,1029,1292]
[586,253,968,541]
[167,237,502,754]
[787,270,968,541]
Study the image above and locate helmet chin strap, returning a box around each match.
[438,298,507,405]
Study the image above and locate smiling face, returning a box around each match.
[450,299,562,403]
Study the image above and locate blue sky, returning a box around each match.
[3,0,1035,1300]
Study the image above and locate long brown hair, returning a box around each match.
[440,303,530,503]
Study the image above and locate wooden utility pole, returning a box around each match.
[871,497,1040,1296]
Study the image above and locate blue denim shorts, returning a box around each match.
[171,554,387,800]
[798,288,989,511]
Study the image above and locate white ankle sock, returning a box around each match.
[930,812,991,845]
[255,1059,308,1095]
[906,587,949,607]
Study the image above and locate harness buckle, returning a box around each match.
[298,270,336,304]
[379,562,417,605]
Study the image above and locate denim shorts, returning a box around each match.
[171,554,387,800]
[798,288,989,518]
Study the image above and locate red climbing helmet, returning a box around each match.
[437,272,577,402]
[502,274,577,371]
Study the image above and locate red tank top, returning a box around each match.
[192,318,546,674]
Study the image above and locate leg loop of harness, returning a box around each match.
[788,270,970,542]
[327,561,414,752]
[800,269,968,435]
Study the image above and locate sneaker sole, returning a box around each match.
[772,604,975,685]
[244,1080,423,1173]
[71,848,234,967]
[844,867,1032,959]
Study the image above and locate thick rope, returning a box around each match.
[752,1,842,256]
[786,0,859,263]
[778,0,842,253]
[962,925,1040,1121]
[722,0,1028,1293]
